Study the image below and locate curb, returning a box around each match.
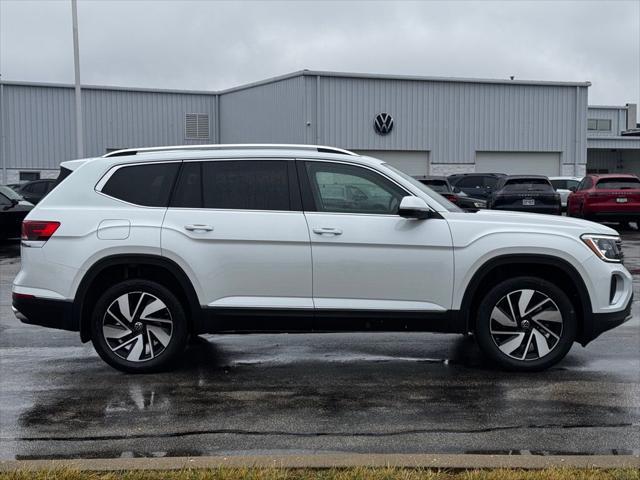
[1,454,639,471]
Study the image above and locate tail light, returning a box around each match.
[21,221,60,242]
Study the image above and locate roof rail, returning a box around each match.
[103,144,358,158]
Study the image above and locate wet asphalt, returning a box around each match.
[0,232,638,460]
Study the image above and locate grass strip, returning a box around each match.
[0,467,638,480]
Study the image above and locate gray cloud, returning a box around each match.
[1,0,638,106]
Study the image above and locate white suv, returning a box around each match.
[12,145,633,373]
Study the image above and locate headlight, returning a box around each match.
[473,201,486,208]
[581,234,623,263]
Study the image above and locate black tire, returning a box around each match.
[475,276,576,371]
[90,279,189,373]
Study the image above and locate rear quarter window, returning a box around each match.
[101,163,180,207]
[596,178,640,190]
[502,179,553,191]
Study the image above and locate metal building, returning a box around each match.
[0,70,637,184]
[586,104,640,175]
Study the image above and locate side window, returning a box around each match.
[0,193,11,206]
[202,160,290,211]
[455,177,482,189]
[578,177,592,190]
[566,180,580,190]
[24,182,44,194]
[305,162,406,214]
[101,163,179,207]
[171,162,202,208]
[483,177,500,189]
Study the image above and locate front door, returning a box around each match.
[299,160,454,316]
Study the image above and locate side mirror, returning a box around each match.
[398,196,432,220]
[568,186,577,192]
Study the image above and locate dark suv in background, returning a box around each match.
[487,175,561,214]
[448,173,506,201]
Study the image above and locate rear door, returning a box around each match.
[299,159,454,318]
[161,159,313,318]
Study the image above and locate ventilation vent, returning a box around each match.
[185,113,210,140]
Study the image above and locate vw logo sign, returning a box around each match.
[373,113,394,135]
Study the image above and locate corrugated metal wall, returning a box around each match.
[1,83,217,170]
[316,77,587,166]
[2,85,76,170]
[587,106,627,136]
[82,88,217,157]
[219,76,307,144]
[0,73,589,174]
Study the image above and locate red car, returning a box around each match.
[567,174,640,224]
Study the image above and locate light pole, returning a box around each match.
[71,0,83,158]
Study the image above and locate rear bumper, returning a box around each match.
[12,293,78,332]
[585,211,640,221]
[492,205,561,215]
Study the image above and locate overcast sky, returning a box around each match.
[1,0,639,106]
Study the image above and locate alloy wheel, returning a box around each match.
[489,289,563,361]
[102,291,173,362]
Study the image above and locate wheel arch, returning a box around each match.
[74,254,202,342]
[459,254,594,346]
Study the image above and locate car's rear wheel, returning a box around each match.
[90,279,188,373]
[475,276,576,371]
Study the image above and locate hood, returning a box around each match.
[447,209,618,236]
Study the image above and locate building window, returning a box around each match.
[19,171,40,181]
[587,119,612,131]
[185,113,210,140]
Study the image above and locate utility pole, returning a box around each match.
[71,0,83,158]
[1,74,6,184]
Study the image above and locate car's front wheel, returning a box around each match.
[475,276,576,371]
[90,280,188,373]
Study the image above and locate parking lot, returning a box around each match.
[0,232,638,460]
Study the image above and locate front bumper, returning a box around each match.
[12,293,78,332]
[584,293,634,344]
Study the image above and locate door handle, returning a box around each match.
[313,227,343,236]
[184,224,213,232]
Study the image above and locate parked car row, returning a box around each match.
[2,169,638,241]
[414,172,640,225]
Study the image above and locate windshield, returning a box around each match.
[382,164,463,212]
[596,178,640,190]
[502,179,553,192]
[0,185,23,201]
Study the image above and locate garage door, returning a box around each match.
[354,151,429,177]
[476,152,561,176]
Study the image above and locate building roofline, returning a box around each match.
[588,104,629,110]
[0,80,217,96]
[0,69,592,97]
[219,69,592,94]
[588,135,640,141]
